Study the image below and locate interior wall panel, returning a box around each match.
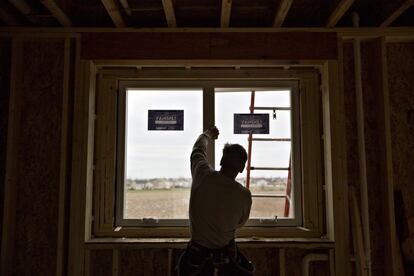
[13,38,65,276]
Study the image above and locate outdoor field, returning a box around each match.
[125,188,287,219]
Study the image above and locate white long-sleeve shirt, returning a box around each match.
[189,132,252,248]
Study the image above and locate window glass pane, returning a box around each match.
[215,89,292,219]
[125,89,203,219]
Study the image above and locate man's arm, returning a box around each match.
[190,127,219,186]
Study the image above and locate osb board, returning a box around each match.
[118,248,169,275]
[387,42,414,219]
[80,32,338,60]
[243,247,280,276]
[0,38,11,261]
[360,40,388,276]
[89,249,113,276]
[342,41,360,192]
[13,39,65,275]
[285,248,330,276]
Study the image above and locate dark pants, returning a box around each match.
[176,240,254,276]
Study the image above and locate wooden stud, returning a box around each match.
[101,0,126,27]
[40,0,72,27]
[321,52,351,276]
[112,249,119,276]
[377,36,405,275]
[56,37,71,276]
[380,0,414,27]
[220,0,232,28]
[326,0,356,28]
[273,0,293,27]
[0,36,23,276]
[67,54,96,275]
[349,186,367,276]
[162,0,177,27]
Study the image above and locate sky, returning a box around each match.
[126,89,291,180]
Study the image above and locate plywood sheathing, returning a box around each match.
[89,249,113,276]
[360,39,391,276]
[387,43,414,225]
[118,248,169,275]
[230,0,276,27]
[126,0,167,27]
[70,0,114,27]
[13,39,64,275]
[242,247,279,275]
[0,38,11,257]
[283,0,341,27]
[173,0,219,27]
[343,42,360,193]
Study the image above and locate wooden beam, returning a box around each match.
[101,0,126,27]
[326,0,356,27]
[380,0,414,27]
[40,0,72,27]
[0,37,23,276]
[220,0,232,28]
[162,0,176,27]
[273,0,293,27]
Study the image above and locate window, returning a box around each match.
[93,68,323,238]
[116,81,301,227]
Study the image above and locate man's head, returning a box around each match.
[220,143,248,173]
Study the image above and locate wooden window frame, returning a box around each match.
[91,67,324,238]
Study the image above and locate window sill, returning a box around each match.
[85,237,334,249]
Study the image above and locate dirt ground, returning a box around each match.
[125,189,286,219]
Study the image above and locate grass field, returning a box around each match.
[125,188,287,219]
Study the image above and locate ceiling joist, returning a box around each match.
[380,0,414,27]
[273,0,293,27]
[101,0,126,27]
[326,0,356,28]
[162,0,177,27]
[221,0,232,27]
[40,0,72,27]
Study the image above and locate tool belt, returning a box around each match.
[176,240,254,276]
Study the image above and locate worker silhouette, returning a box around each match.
[177,126,254,275]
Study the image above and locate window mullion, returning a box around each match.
[203,87,215,168]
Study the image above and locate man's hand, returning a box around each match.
[206,126,219,140]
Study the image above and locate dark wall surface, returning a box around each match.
[12,38,65,276]
[0,38,11,260]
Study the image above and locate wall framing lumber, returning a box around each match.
[161,0,177,27]
[375,36,404,275]
[80,32,338,60]
[380,0,414,27]
[0,36,23,276]
[40,0,72,27]
[67,58,96,275]
[0,27,414,42]
[273,0,293,27]
[0,6,20,26]
[322,56,351,276]
[220,0,232,28]
[56,37,72,276]
[326,0,356,28]
[101,0,126,27]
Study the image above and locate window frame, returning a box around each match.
[116,80,302,227]
[92,68,323,238]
